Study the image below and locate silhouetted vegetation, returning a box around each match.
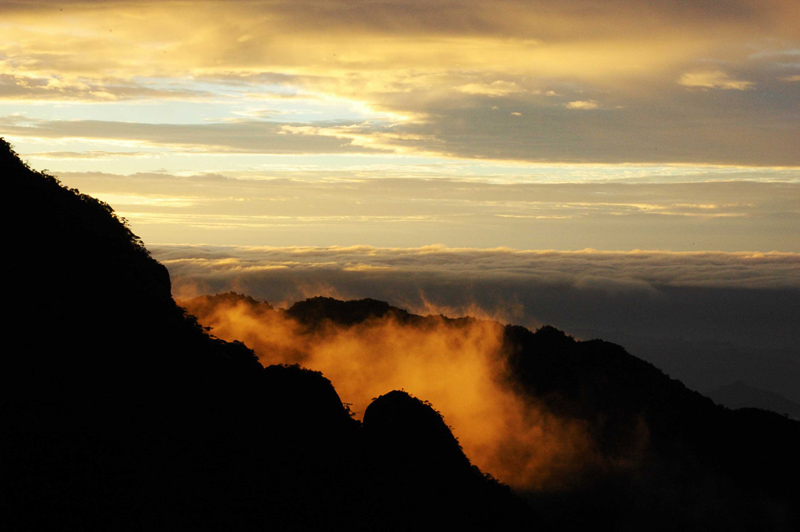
[286,296,418,329]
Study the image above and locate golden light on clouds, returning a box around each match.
[565,100,599,110]
[3,1,798,91]
[4,5,800,509]
[678,70,755,91]
[2,0,799,249]
[180,294,605,490]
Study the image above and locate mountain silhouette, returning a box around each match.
[1,138,534,531]
[3,136,798,531]
[287,296,417,327]
[709,380,800,420]
[184,291,800,531]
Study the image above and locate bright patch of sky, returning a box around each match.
[15,140,799,185]
[0,78,387,124]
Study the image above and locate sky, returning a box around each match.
[3,1,799,399]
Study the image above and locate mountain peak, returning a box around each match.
[286,295,414,327]
[363,390,471,472]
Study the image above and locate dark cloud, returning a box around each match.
[310,72,800,165]
[0,74,214,101]
[0,116,386,154]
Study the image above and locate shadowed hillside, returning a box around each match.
[183,291,800,531]
[1,138,534,531]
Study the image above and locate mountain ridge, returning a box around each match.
[2,138,533,531]
[182,290,800,530]
[709,380,800,420]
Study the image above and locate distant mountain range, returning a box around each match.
[2,137,798,531]
[709,381,800,420]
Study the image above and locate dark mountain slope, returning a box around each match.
[503,323,799,530]
[1,139,534,531]
[361,391,533,531]
[189,291,800,531]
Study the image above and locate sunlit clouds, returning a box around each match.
[678,70,755,91]
[52,170,800,251]
[179,293,606,490]
[2,0,800,166]
[2,1,799,254]
[3,2,800,357]
[155,245,800,294]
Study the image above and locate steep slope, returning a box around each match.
[503,324,800,530]
[1,139,534,531]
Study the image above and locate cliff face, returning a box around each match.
[1,139,531,531]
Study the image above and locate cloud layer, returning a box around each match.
[155,245,800,292]
[153,244,800,403]
[51,170,800,252]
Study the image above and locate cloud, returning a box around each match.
[155,244,800,404]
[2,1,800,165]
[4,1,795,82]
[456,81,524,97]
[565,100,599,110]
[154,245,800,292]
[46,171,800,252]
[0,116,387,154]
[28,151,154,160]
[0,74,213,102]
[179,293,603,490]
[678,70,755,90]
[278,122,441,155]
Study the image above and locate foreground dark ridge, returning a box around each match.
[2,137,798,531]
[186,292,800,530]
[1,139,531,531]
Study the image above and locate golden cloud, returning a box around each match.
[179,294,607,490]
[565,99,599,109]
[678,70,755,90]
[3,1,799,164]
